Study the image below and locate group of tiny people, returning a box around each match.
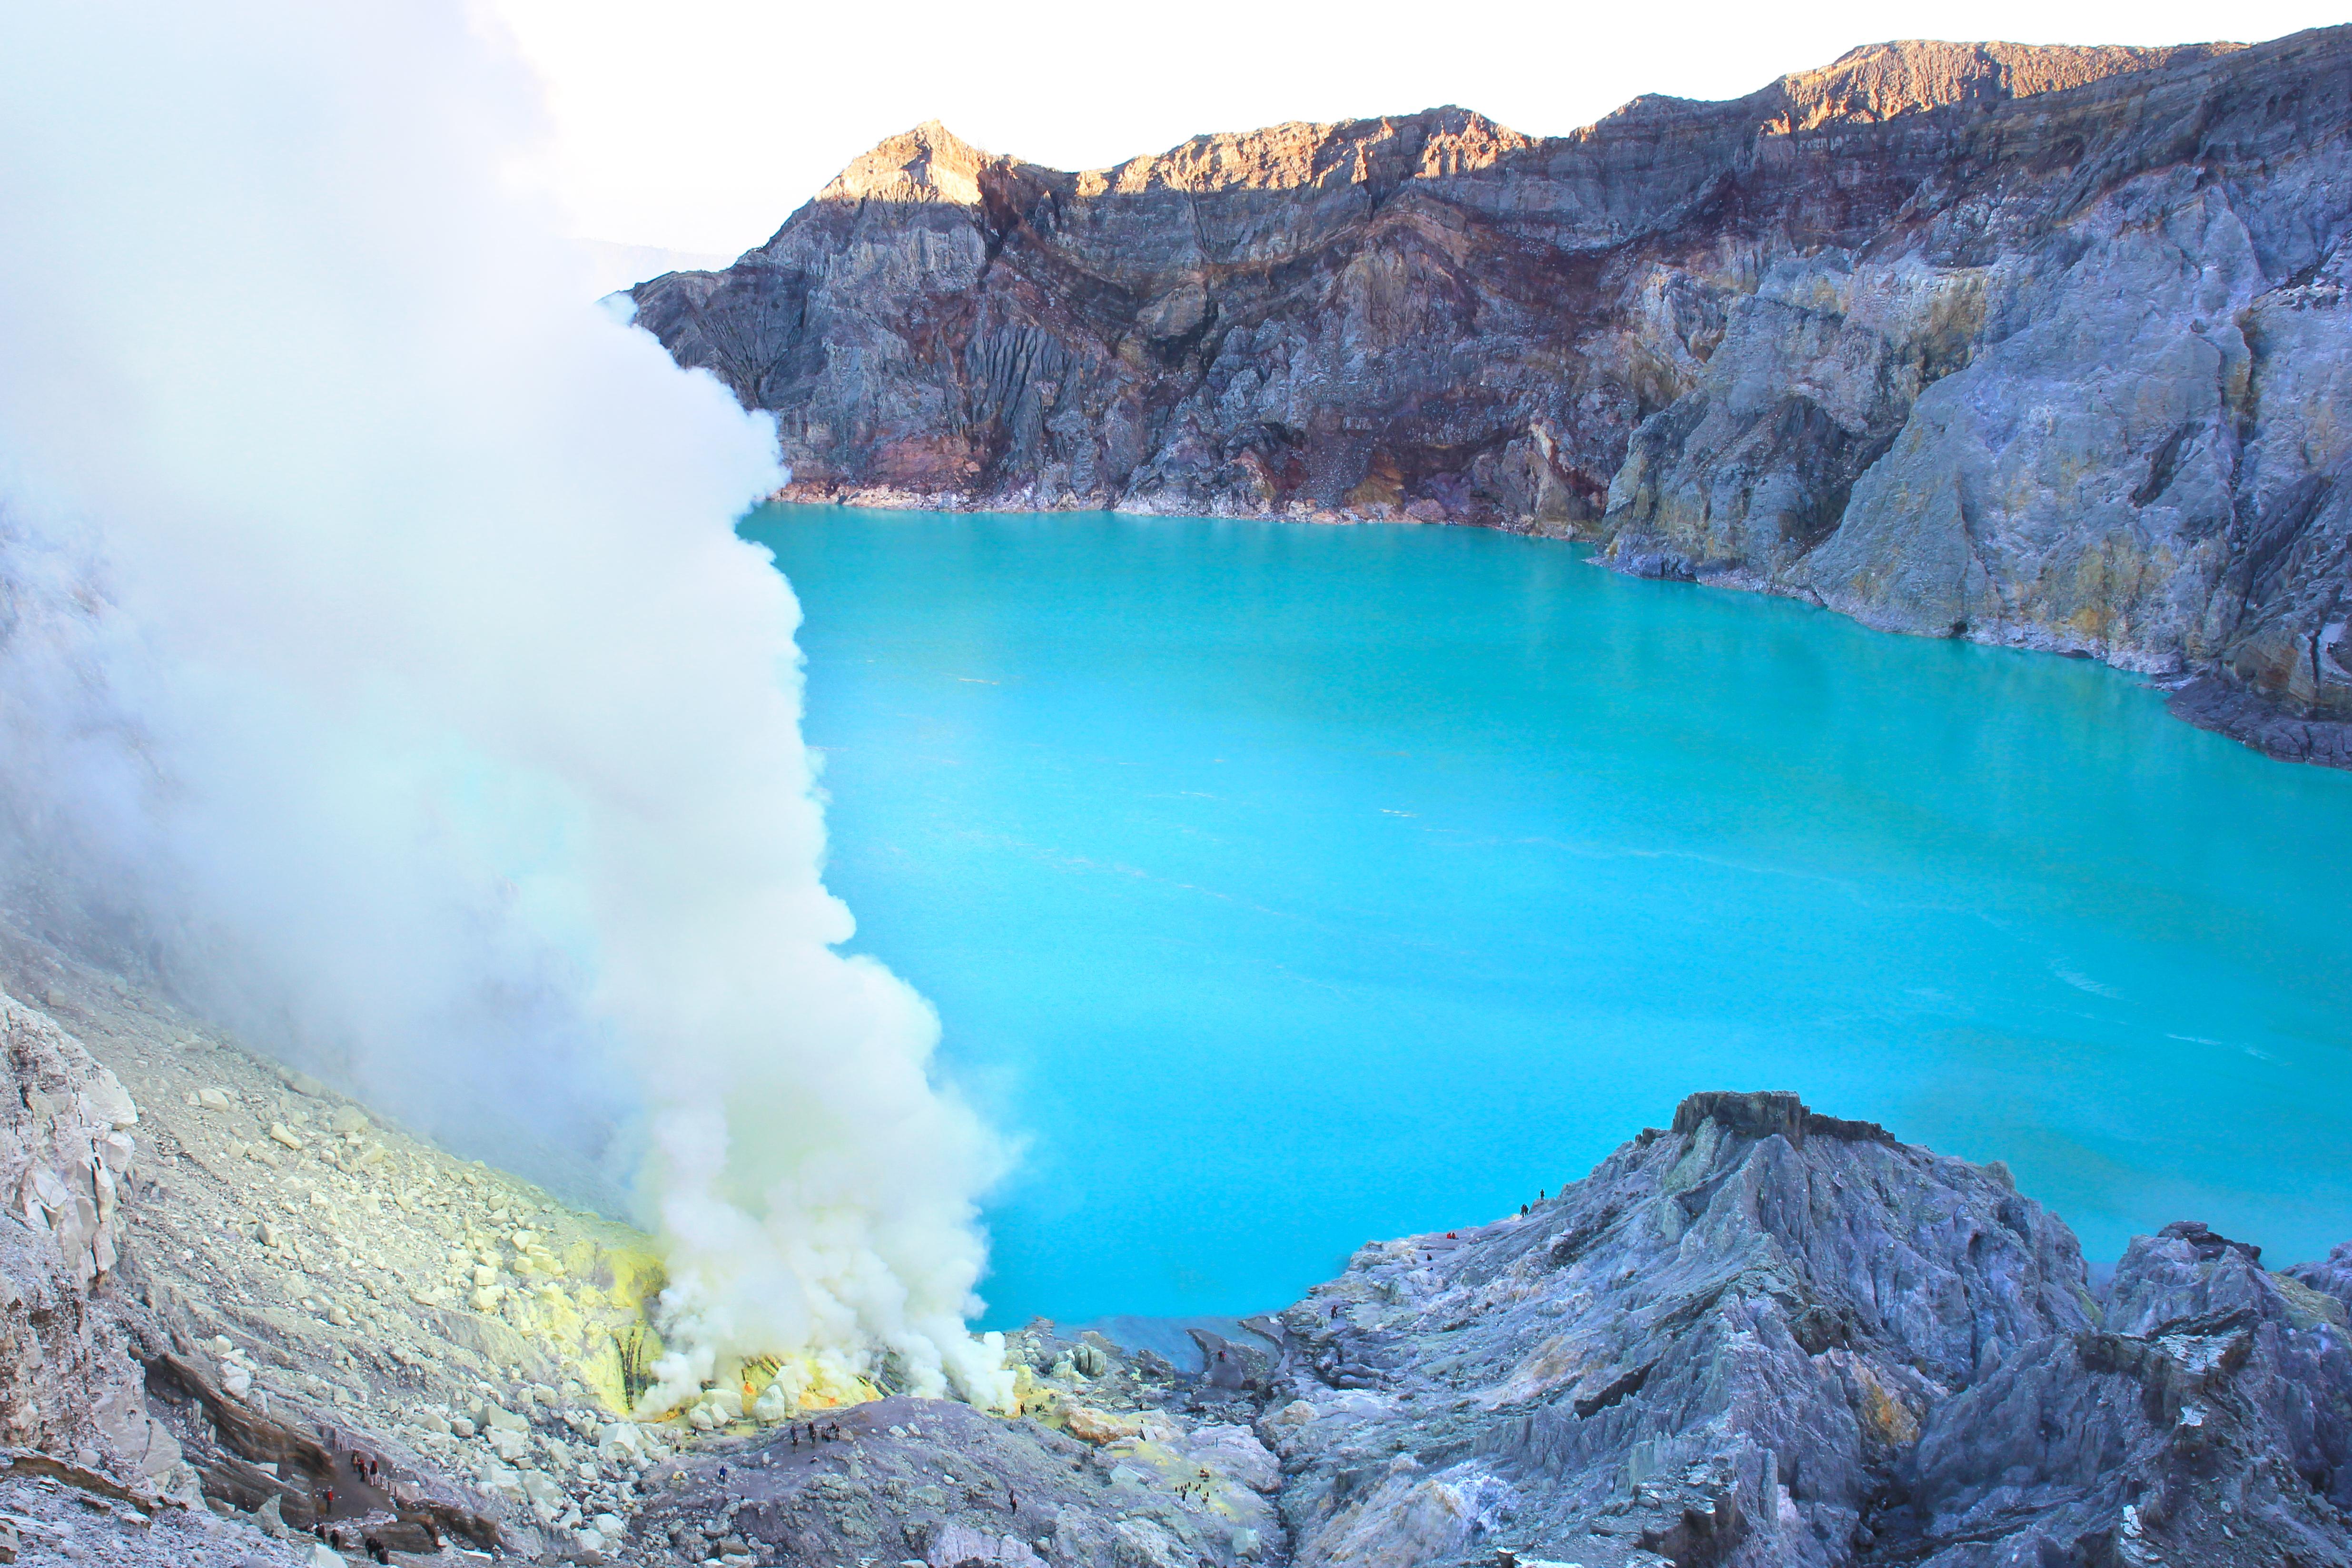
[310,1447,394,1562]
[788,1420,846,1449]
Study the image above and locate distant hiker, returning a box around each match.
[806,1421,818,1445]
[1008,1486,1018,1511]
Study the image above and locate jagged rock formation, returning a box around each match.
[633,29,2352,765]
[8,928,2352,1568]
[609,1086,2352,1568]
[7,904,2352,1567]
[1255,1091,2352,1567]
[1264,1089,2090,1567]
[1893,1221,2352,1565]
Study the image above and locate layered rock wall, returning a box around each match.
[0,993,172,1479]
[636,29,2352,763]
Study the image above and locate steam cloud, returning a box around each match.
[0,3,1011,1406]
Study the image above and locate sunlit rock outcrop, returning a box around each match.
[635,30,2352,764]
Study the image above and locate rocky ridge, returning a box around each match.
[624,1087,2352,1568]
[6,922,2352,1566]
[634,29,2352,765]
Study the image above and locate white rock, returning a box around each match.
[196,1087,233,1112]
[86,1067,138,1128]
[477,1464,526,1505]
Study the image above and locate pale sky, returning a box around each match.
[485,0,2349,258]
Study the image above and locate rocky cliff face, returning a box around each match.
[634,30,2352,765]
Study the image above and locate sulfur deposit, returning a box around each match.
[8,908,2352,1567]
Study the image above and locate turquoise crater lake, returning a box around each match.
[746,505,2352,1329]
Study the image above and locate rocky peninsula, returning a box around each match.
[633,29,2352,767]
[7,916,2352,1566]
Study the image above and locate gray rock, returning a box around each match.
[1890,1220,2352,1566]
[623,1093,2346,1568]
[0,993,158,1483]
[1262,1089,2094,1567]
[13,915,2352,1568]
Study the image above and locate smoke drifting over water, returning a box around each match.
[0,3,1011,1403]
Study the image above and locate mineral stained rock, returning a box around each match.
[635,29,2352,764]
[1254,1093,2352,1567]
[624,1087,2352,1568]
[8,914,2352,1565]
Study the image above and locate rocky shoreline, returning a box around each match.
[7,922,2352,1567]
[639,29,2352,767]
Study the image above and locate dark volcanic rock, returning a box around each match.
[635,30,2352,763]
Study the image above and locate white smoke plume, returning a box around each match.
[0,3,1012,1406]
